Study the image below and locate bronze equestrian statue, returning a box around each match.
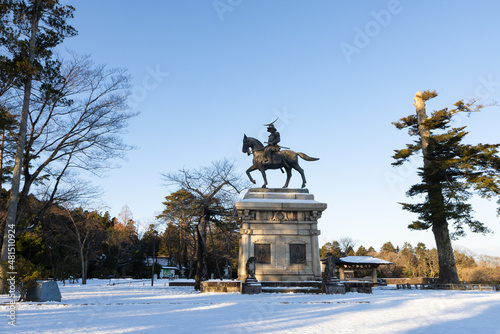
[242,125,319,188]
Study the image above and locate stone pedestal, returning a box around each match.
[322,280,346,294]
[241,278,262,294]
[235,188,327,281]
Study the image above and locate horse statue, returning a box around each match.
[242,135,319,188]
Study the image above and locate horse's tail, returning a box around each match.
[297,152,319,161]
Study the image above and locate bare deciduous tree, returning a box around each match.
[162,159,247,290]
[338,236,357,256]
[1,53,136,259]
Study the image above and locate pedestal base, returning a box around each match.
[236,188,327,282]
[322,281,346,294]
[241,278,262,294]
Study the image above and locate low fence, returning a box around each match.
[343,281,372,294]
[429,283,500,291]
[383,277,499,291]
[385,278,434,285]
[393,282,499,291]
[169,281,195,287]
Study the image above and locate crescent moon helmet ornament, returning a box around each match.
[263,118,278,127]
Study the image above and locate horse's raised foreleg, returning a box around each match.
[259,167,268,188]
[283,167,292,188]
[246,166,257,185]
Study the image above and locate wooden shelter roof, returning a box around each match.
[334,256,392,267]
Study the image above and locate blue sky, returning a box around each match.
[60,0,500,256]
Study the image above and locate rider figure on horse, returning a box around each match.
[264,119,280,164]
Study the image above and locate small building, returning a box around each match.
[334,256,392,285]
[145,256,178,278]
[159,266,178,279]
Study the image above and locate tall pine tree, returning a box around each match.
[392,90,500,284]
[0,0,76,261]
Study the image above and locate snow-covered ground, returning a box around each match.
[1,279,499,334]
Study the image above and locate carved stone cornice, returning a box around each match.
[237,209,324,223]
[237,209,256,221]
[305,210,322,221]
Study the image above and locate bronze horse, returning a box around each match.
[242,135,319,188]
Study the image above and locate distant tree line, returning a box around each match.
[320,239,500,283]
[8,202,155,284]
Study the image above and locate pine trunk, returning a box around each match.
[432,217,459,283]
[414,91,460,284]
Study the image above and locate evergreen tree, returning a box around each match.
[380,241,396,254]
[0,107,16,191]
[355,245,368,256]
[320,241,342,258]
[105,212,140,278]
[392,90,500,283]
[157,189,199,269]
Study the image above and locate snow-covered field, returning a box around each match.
[1,279,499,334]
